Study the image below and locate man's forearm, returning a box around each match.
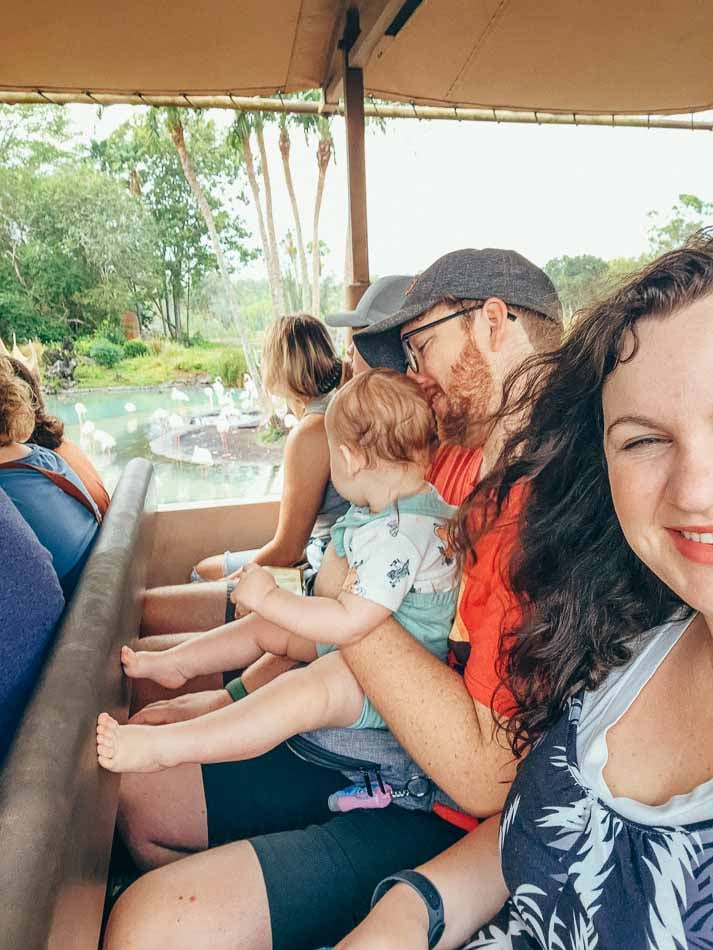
[341,625,515,816]
[314,545,514,814]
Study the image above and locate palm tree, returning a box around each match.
[163,108,267,407]
[253,113,285,314]
[278,112,310,310]
[311,115,334,317]
[229,112,284,320]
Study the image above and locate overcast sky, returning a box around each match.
[68,104,713,282]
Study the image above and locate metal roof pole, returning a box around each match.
[342,10,370,313]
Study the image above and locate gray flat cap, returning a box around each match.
[355,248,562,373]
[326,275,413,329]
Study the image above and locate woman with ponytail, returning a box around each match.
[194,314,350,582]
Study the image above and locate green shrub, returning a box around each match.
[147,336,164,355]
[123,338,149,358]
[75,336,95,356]
[94,319,125,346]
[218,349,247,387]
[89,338,124,367]
[179,331,208,348]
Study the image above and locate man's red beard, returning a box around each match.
[435,335,495,448]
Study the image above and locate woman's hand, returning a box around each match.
[231,563,278,612]
[334,884,430,950]
[129,689,232,725]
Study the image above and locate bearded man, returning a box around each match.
[106,249,562,950]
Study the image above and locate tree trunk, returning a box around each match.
[168,118,268,408]
[172,282,182,338]
[312,130,333,317]
[279,125,310,311]
[185,280,191,339]
[242,134,282,322]
[255,122,285,315]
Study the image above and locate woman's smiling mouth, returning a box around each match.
[667,526,713,564]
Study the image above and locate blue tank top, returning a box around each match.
[464,693,713,948]
[0,444,99,597]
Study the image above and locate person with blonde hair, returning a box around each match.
[0,356,100,596]
[96,369,459,776]
[193,314,349,589]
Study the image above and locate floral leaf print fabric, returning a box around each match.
[462,695,713,949]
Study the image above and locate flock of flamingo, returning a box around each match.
[2,335,276,473]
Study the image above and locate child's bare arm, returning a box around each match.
[233,564,391,646]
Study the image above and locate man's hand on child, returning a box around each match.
[232,563,278,612]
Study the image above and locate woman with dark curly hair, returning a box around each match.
[336,233,713,949]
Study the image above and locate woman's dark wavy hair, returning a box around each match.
[8,358,64,449]
[453,230,713,757]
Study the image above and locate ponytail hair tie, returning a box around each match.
[317,360,342,395]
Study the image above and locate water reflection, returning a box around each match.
[46,386,284,506]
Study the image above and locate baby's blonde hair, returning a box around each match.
[327,368,438,469]
[0,356,36,446]
[261,314,341,400]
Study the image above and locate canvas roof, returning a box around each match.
[3,0,713,115]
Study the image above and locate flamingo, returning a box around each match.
[170,387,189,403]
[124,402,137,413]
[191,446,214,474]
[74,402,87,424]
[94,430,116,453]
[203,387,215,412]
[168,413,184,450]
[212,377,226,406]
[215,415,230,454]
[151,408,169,426]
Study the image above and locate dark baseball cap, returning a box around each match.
[325,275,413,329]
[354,248,562,373]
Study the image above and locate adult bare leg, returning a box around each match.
[141,581,230,637]
[117,763,209,870]
[192,553,227,581]
[103,840,271,950]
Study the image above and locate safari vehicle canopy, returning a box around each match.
[4,0,713,308]
[2,3,713,949]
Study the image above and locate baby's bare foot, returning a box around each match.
[96,712,173,773]
[121,645,189,689]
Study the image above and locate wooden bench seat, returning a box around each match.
[0,458,156,950]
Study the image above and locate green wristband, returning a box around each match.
[225,676,248,702]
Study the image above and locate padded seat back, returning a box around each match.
[0,458,155,950]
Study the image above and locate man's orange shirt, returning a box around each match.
[427,444,523,827]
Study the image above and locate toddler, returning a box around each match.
[97,369,459,773]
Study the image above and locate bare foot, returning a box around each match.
[96,712,175,773]
[121,644,189,689]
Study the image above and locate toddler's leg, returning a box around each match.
[97,651,365,774]
[121,612,316,689]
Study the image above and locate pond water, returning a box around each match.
[46,386,284,506]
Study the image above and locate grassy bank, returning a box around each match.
[73,342,247,388]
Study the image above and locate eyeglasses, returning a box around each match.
[401,305,519,374]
